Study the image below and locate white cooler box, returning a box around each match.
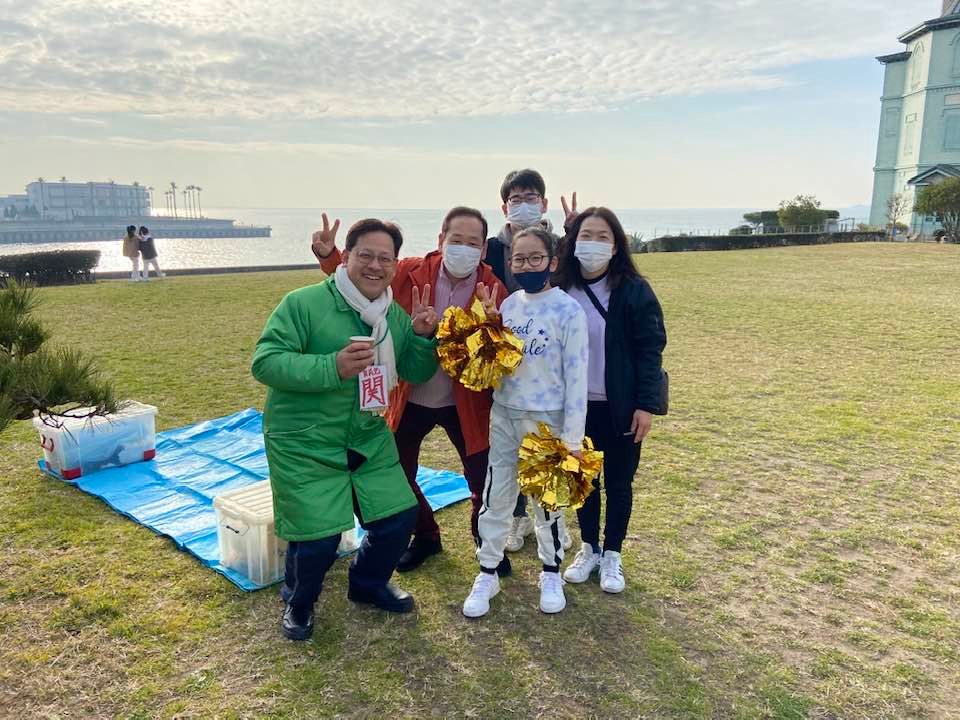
[214,479,360,587]
[33,401,158,481]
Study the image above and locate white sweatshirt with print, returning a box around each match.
[494,287,589,449]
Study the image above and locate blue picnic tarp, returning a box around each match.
[38,408,471,591]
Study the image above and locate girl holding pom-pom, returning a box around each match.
[462,227,589,618]
[556,207,667,594]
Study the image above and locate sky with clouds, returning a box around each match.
[0,1,935,209]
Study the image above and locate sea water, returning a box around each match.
[0,206,870,272]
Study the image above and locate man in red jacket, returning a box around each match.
[313,207,510,573]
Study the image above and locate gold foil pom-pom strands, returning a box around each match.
[437,298,524,391]
[518,423,603,512]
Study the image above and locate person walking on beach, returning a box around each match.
[556,207,667,594]
[122,224,141,281]
[483,169,578,555]
[313,208,511,575]
[254,218,440,641]
[138,226,165,280]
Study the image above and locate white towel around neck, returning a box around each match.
[334,264,397,394]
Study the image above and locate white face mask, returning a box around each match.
[574,240,613,273]
[442,243,482,278]
[506,201,543,229]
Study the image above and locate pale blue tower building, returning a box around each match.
[871,1,960,231]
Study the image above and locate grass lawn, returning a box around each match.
[1,243,958,719]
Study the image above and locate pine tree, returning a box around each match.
[0,280,118,433]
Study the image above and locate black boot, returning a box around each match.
[396,537,443,573]
[348,582,415,613]
[496,555,512,578]
[281,603,314,641]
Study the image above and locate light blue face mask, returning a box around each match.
[507,201,543,229]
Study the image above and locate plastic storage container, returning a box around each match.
[214,480,287,587]
[33,401,158,481]
[213,480,360,587]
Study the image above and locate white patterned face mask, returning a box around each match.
[506,201,543,229]
[442,243,482,278]
[574,240,613,273]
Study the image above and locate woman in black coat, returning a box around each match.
[556,207,667,593]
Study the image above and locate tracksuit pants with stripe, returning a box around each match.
[477,403,566,571]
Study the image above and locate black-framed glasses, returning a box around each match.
[506,192,542,206]
[509,253,549,269]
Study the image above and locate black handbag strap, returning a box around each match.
[585,281,668,415]
[582,281,608,320]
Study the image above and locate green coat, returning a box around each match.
[251,277,438,541]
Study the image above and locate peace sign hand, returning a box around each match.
[311,212,341,259]
[560,192,579,231]
[475,282,500,319]
[411,284,439,337]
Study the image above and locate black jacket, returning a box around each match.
[591,275,667,433]
[484,236,515,291]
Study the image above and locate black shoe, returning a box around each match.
[347,582,415,613]
[496,555,512,578]
[281,603,314,641]
[396,537,443,573]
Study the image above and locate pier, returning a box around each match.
[0,216,271,244]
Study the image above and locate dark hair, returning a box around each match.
[557,207,641,290]
[441,206,488,240]
[513,226,558,259]
[345,218,403,256]
[126,224,137,235]
[499,169,546,203]
[138,225,149,235]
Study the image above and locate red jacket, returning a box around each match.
[317,247,507,456]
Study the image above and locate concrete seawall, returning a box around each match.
[97,263,320,279]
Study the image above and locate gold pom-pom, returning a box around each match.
[437,298,524,391]
[518,423,603,511]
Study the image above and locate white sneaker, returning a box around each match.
[558,515,574,551]
[563,543,601,584]
[462,572,500,618]
[158,271,166,279]
[538,571,566,613]
[600,551,626,594]
[505,515,534,552]
[129,273,141,282]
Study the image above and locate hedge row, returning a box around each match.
[640,231,887,253]
[0,250,101,286]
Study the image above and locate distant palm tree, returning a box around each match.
[60,176,67,183]
[170,181,178,218]
[35,178,46,219]
[194,186,203,217]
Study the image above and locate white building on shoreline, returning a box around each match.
[25,180,150,220]
[870,1,960,231]
[0,194,31,217]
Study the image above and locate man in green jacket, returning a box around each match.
[252,217,439,641]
